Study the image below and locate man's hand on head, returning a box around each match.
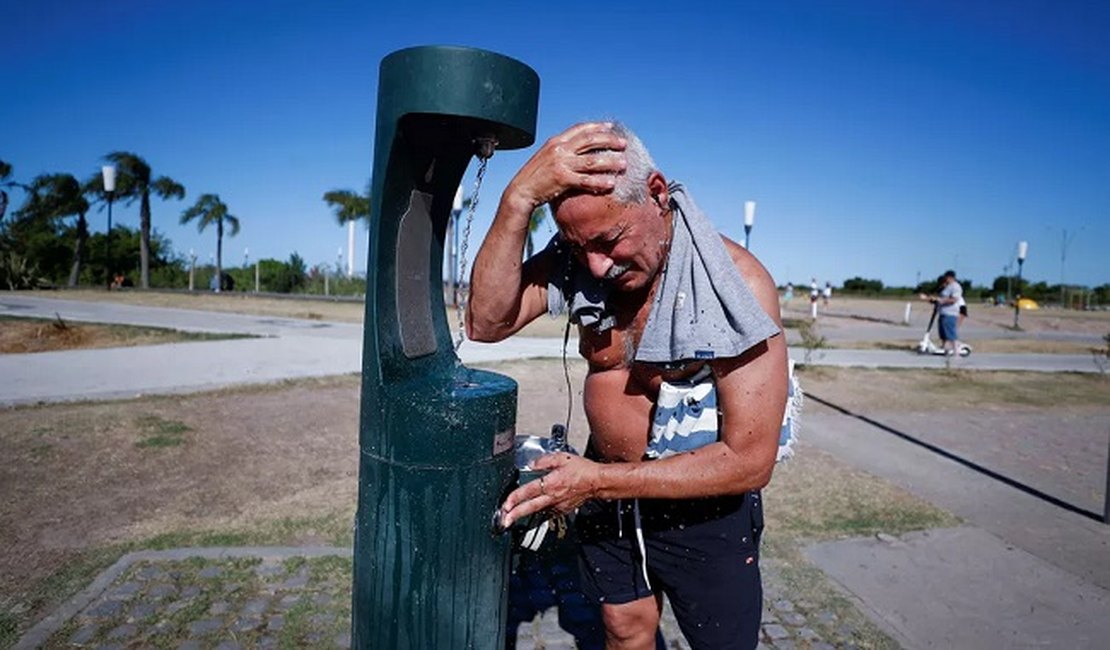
[505,122,629,213]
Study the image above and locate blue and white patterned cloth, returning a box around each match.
[646,360,802,462]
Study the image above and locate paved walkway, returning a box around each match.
[803,406,1110,649]
[1,295,1101,407]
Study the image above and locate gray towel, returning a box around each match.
[547,183,780,364]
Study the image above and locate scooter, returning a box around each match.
[916,303,971,357]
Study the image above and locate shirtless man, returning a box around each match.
[468,122,788,649]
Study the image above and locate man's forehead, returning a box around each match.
[553,196,627,238]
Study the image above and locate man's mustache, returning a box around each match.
[604,263,630,280]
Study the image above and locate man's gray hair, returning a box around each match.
[606,122,656,205]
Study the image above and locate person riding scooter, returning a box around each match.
[918,271,970,357]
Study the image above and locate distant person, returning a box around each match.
[822,281,832,307]
[957,293,968,328]
[783,282,794,302]
[111,272,124,289]
[809,278,819,305]
[919,270,963,355]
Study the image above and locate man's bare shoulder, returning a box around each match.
[720,234,782,325]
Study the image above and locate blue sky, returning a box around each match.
[3,0,1107,288]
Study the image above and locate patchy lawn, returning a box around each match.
[0,315,250,354]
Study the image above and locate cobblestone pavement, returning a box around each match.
[19,548,874,649]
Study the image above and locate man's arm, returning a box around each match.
[467,122,628,342]
[499,242,789,526]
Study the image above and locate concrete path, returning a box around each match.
[1,295,1102,407]
[806,527,1110,649]
[802,405,1110,648]
[0,295,569,406]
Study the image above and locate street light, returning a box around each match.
[188,248,197,291]
[101,165,116,289]
[743,200,756,250]
[1013,240,1028,329]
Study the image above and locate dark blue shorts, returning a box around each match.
[576,492,764,649]
[939,314,958,342]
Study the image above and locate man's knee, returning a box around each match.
[601,597,659,649]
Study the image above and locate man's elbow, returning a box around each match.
[466,318,511,343]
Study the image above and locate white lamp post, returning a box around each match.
[743,200,756,250]
[347,221,356,278]
[1014,240,1028,329]
[101,165,117,289]
[188,248,197,291]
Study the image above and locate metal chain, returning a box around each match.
[455,139,496,351]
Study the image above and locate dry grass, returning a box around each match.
[0,315,245,354]
[782,296,1110,335]
[43,289,571,338]
[44,288,367,323]
[797,365,1108,412]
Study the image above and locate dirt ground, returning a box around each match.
[0,359,593,625]
[782,296,1110,336]
[40,289,570,338]
[799,366,1110,515]
[0,316,236,354]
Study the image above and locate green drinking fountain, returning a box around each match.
[352,45,539,648]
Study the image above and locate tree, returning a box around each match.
[0,160,14,222]
[180,194,239,292]
[525,205,548,259]
[22,174,91,286]
[5,174,74,284]
[322,185,371,225]
[95,152,185,288]
[842,277,883,294]
[0,160,31,223]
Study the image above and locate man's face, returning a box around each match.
[552,192,670,292]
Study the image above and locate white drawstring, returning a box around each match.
[633,499,651,590]
[616,499,624,538]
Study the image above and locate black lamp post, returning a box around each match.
[101,165,117,289]
[1013,240,1028,329]
[744,200,755,250]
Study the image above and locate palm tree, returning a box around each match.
[97,152,185,288]
[180,194,239,292]
[0,160,26,222]
[322,185,371,225]
[22,174,92,286]
[525,205,548,259]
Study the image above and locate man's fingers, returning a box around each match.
[500,493,555,528]
[573,131,627,155]
[576,150,626,173]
